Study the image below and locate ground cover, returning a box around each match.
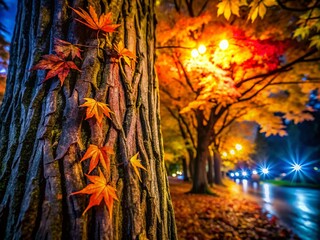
[169,178,300,240]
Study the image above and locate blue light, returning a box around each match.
[230,173,235,177]
[293,164,302,171]
[242,171,247,176]
[235,172,240,177]
[262,168,269,174]
[252,170,258,175]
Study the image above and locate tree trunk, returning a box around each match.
[207,151,214,185]
[190,139,210,193]
[214,149,223,185]
[0,1,177,239]
[181,156,189,181]
[187,148,194,178]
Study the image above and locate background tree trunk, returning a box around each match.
[214,149,223,185]
[190,139,210,193]
[0,0,177,239]
[181,156,189,181]
[207,150,214,185]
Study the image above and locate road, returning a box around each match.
[235,179,320,240]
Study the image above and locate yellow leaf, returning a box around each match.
[239,0,248,6]
[250,5,259,22]
[79,98,112,125]
[310,35,320,49]
[130,153,147,182]
[114,41,136,69]
[258,3,267,18]
[217,0,228,17]
[293,27,310,39]
[231,0,240,17]
[262,0,277,7]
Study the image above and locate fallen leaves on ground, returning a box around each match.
[169,178,300,240]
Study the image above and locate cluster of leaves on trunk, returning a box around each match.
[31,4,146,218]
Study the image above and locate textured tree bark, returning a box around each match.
[0,0,177,239]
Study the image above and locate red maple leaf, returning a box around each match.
[54,38,82,60]
[81,144,114,173]
[71,168,118,218]
[70,5,120,34]
[31,54,81,85]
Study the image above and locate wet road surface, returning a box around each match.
[235,179,320,240]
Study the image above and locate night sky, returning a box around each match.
[0,0,17,42]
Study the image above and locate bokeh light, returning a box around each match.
[219,39,229,50]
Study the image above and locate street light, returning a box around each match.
[198,44,207,54]
[235,143,243,151]
[293,163,302,171]
[191,49,199,58]
[219,39,229,50]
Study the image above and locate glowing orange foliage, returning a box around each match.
[80,98,112,125]
[71,168,118,217]
[71,5,120,34]
[81,144,114,174]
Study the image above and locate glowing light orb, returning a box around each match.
[235,172,240,177]
[198,44,207,54]
[235,144,243,151]
[262,168,269,174]
[242,171,247,176]
[230,149,235,155]
[219,39,229,50]
[252,170,258,175]
[293,164,302,171]
[222,152,228,157]
[230,173,235,177]
[191,49,199,58]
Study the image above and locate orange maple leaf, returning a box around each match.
[70,5,120,34]
[54,38,82,60]
[114,41,136,68]
[129,153,147,182]
[81,144,114,173]
[31,54,81,85]
[79,98,112,125]
[71,168,118,218]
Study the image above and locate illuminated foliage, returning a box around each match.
[157,0,320,192]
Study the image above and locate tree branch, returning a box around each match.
[276,0,320,12]
[236,49,318,86]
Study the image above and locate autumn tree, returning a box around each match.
[157,0,320,193]
[0,1,177,239]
